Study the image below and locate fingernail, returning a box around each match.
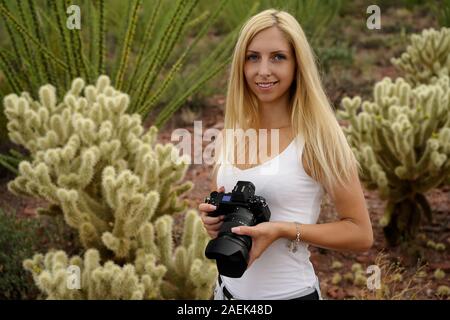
[231,227,239,233]
[210,205,217,210]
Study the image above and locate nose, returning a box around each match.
[257,58,271,77]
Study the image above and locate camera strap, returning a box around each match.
[218,275,236,300]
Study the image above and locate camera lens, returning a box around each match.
[205,234,251,277]
[205,207,255,277]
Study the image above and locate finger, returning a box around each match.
[203,219,222,229]
[203,215,224,225]
[217,186,225,192]
[199,203,217,212]
[231,226,253,236]
[207,221,223,231]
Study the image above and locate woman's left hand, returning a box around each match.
[231,222,282,268]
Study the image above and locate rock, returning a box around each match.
[22,205,37,217]
[356,255,372,263]
[429,262,450,271]
[327,286,346,299]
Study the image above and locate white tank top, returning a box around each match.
[216,134,325,299]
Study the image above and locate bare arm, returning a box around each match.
[277,170,374,252]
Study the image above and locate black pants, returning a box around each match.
[290,290,320,300]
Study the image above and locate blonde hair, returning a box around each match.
[213,9,360,197]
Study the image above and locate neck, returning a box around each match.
[258,95,291,129]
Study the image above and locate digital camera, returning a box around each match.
[204,181,271,278]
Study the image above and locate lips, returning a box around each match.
[256,81,279,89]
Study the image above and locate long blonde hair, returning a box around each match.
[214,9,360,197]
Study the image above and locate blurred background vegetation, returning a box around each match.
[0,0,354,173]
[0,0,448,300]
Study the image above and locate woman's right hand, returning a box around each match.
[199,186,225,239]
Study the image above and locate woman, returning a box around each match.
[198,9,373,300]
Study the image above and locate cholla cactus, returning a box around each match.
[338,76,450,245]
[23,210,216,299]
[153,212,217,299]
[391,28,450,85]
[23,248,165,300]
[4,76,217,299]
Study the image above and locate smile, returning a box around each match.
[256,81,279,89]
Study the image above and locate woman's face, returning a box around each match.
[244,26,296,104]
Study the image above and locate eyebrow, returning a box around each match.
[246,50,288,54]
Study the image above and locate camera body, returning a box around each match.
[204,181,271,278]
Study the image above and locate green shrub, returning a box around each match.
[0,208,39,299]
[0,206,82,299]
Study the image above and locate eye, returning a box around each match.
[246,54,258,61]
[273,54,286,61]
